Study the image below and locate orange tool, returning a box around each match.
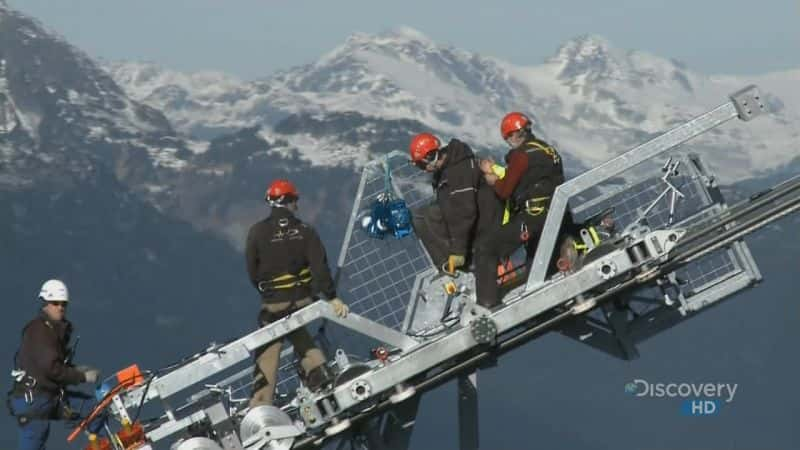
[67,364,145,443]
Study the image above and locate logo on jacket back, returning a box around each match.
[272,228,301,241]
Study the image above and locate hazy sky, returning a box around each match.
[7,0,800,79]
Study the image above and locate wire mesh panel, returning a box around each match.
[573,154,751,307]
[574,164,709,230]
[335,152,436,331]
[680,250,738,293]
[560,155,761,359]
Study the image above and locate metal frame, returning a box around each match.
[122,301,419,410]
[527,85,765,289]
[101,86,793,450]
[310,229,678,415]
[553,151,765,360]
[457,373,479,450]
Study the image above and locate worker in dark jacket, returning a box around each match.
[245,179,349,407]
[409,133,501,273]
[475,112,571,308]
[9,279,101,450]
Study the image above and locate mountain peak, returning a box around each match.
[381,26,433,44]
[0,3,186,181]
[549,34,616,68]
[341,26,436,51]
[548,34,631,83]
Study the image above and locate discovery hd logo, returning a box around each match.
[624,379,738,416]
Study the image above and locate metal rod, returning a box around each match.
[677,174,800,249]
[668,195,800,269]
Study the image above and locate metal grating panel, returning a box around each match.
[680,249,738,293]
[575,172,707,230]
[336,152,436,331]
[574,155,741,301]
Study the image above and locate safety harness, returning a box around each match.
[571,225,604,255]
[515,140,560,217]
[7,320,45,419]
[494,140,561,224]
[7,317,91,427]
[7,367,67,424]
[521,196,551,217]
[257,267,313,293]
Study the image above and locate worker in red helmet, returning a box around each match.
[245,179,349,407]
[474,113,572,308]
[409,133,501,273]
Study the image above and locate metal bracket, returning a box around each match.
[730,85,766,122]
[642,229,686,259]
[635,158,686,228]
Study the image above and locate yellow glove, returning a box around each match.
[328,297,349,318]
[447,254,466,274]
[491,164,506,179]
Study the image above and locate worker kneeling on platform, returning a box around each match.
[409,133,502,274]
[475,112,573,308]
[245,179,349,407]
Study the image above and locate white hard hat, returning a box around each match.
[39,279,69,302]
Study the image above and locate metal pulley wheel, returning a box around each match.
[334,363,377,409]
[240,405,297,450]
[171,437,224,450]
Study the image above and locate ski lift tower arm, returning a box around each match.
[526,85,768,291]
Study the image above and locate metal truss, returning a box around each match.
[95,86,796,450]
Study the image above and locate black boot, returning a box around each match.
[304,365,334,392]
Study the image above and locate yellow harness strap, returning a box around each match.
[491,164,512,225]
[572,226,602,254]
[268,267,312,289]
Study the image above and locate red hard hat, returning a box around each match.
[265,179,299,202]
[409,133,441,163]
[500,112,532,139]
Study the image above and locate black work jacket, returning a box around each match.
[245,208,336,303]
[431,139,482,255]
[14,313,84,394]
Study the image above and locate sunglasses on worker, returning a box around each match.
[412,150,439,170]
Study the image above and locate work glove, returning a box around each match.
[328,297,349,318]
[447,254,466,274]
[81,367,101,384]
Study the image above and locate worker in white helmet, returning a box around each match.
[8,279,102,450]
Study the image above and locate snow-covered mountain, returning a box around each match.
[4,0,798,250]
[105,28,800,181]
[0,2,191,194]
[2,5,799,448]
[0,7,256,447]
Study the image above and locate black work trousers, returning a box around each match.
[474,211,547,308]
[413,203,450,268]
[475,208,576,308]
[413,184,502,269]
